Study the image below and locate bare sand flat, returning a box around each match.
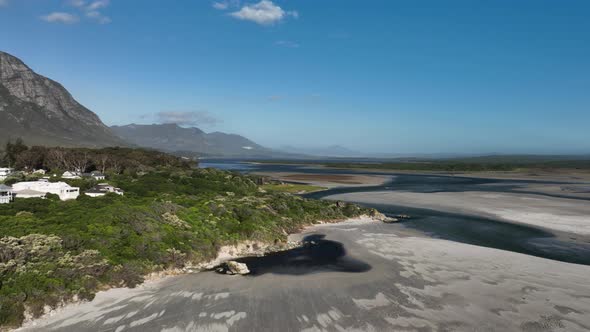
[252,171,393,188]
[20,218,590,332]
[327,190,590,235]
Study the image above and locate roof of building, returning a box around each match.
[0,184,12,191]
[85,189,106,194]
[14,189,46,196]
[12,181,78,190]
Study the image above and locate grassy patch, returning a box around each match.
[260,183,327,194]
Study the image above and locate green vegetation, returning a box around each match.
[253,155,590,173]
[0,138,190,175]
[260,183,327,194]
[0,144,371,329]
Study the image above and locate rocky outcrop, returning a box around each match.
[0,51,126,147]
[367,209,404,223]
[216,261,250,275]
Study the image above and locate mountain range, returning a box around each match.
[0,51,125,147]
[110,123,273,157]
[0,51,280,157]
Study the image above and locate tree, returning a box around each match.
[96,154,110,173]
[68,151,90,173]
[15,147,45,170]
[46,148,68,171]
[4,138,28,167]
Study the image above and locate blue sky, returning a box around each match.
[1,0,589,154]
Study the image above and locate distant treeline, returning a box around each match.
[0,138,192,174]
[254,155,590,172]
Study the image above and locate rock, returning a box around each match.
[224,261,250,275]
[368,210,387,221]
[336,201,346,208]
[382,217,400,224]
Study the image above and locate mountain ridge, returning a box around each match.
[0,51,126,147]
[110,123,274,157]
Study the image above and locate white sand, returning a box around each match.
[327,190,590,235]
[19,216,590,331]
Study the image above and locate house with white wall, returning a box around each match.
[12,180,80,201]
[62,171,82,179]
[0,168,14,181]
[12,189,46,199]
[82,171,106,181]
[85,183,124,197]
[0,184,12,204]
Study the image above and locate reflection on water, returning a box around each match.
[225,234,371,276]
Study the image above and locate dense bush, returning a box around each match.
[0,140,191,174]
[0,167,370,329]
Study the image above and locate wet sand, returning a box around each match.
[19,167,590,331]
[20,218,590,332]
[326,191,590,235]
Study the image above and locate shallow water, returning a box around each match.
[220,234,372,276]
[201,160,590,266]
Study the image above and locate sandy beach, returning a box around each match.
[252,171,393,188]
[325,190,590,235]
[17,169,590,332]
[19,218,590,332]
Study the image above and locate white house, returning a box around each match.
[82,171,106,181]
[0,168,14,181]
[85,183,124,197]
[12,189,46,199]
[0,184,12,204]
[33,169,47,175]
[13,180,80,201]
[62,171,82,179]
[91,171,106,180]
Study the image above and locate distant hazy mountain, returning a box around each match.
[0,51,126,147]
[279,145,366,158]
[111,123,275,157]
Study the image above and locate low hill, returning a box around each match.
[110,123,276,157]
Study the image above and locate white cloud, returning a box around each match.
[68,0,86,7]
[156,111,222,127]
[66,0,111,24]
[230,0,297,26]
[87,0,109,11]
[86,10,111,24]
[41,12,79,24]
[212,0,240,10]
[212,1,229,10]
[275,40,300,48]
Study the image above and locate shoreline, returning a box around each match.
[17,214,590,331]
[245,160,590,183]
[325,190,590,237]
[252,171,393,189]
[17,215,381,331]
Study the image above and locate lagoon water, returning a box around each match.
[201,160,590,266]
